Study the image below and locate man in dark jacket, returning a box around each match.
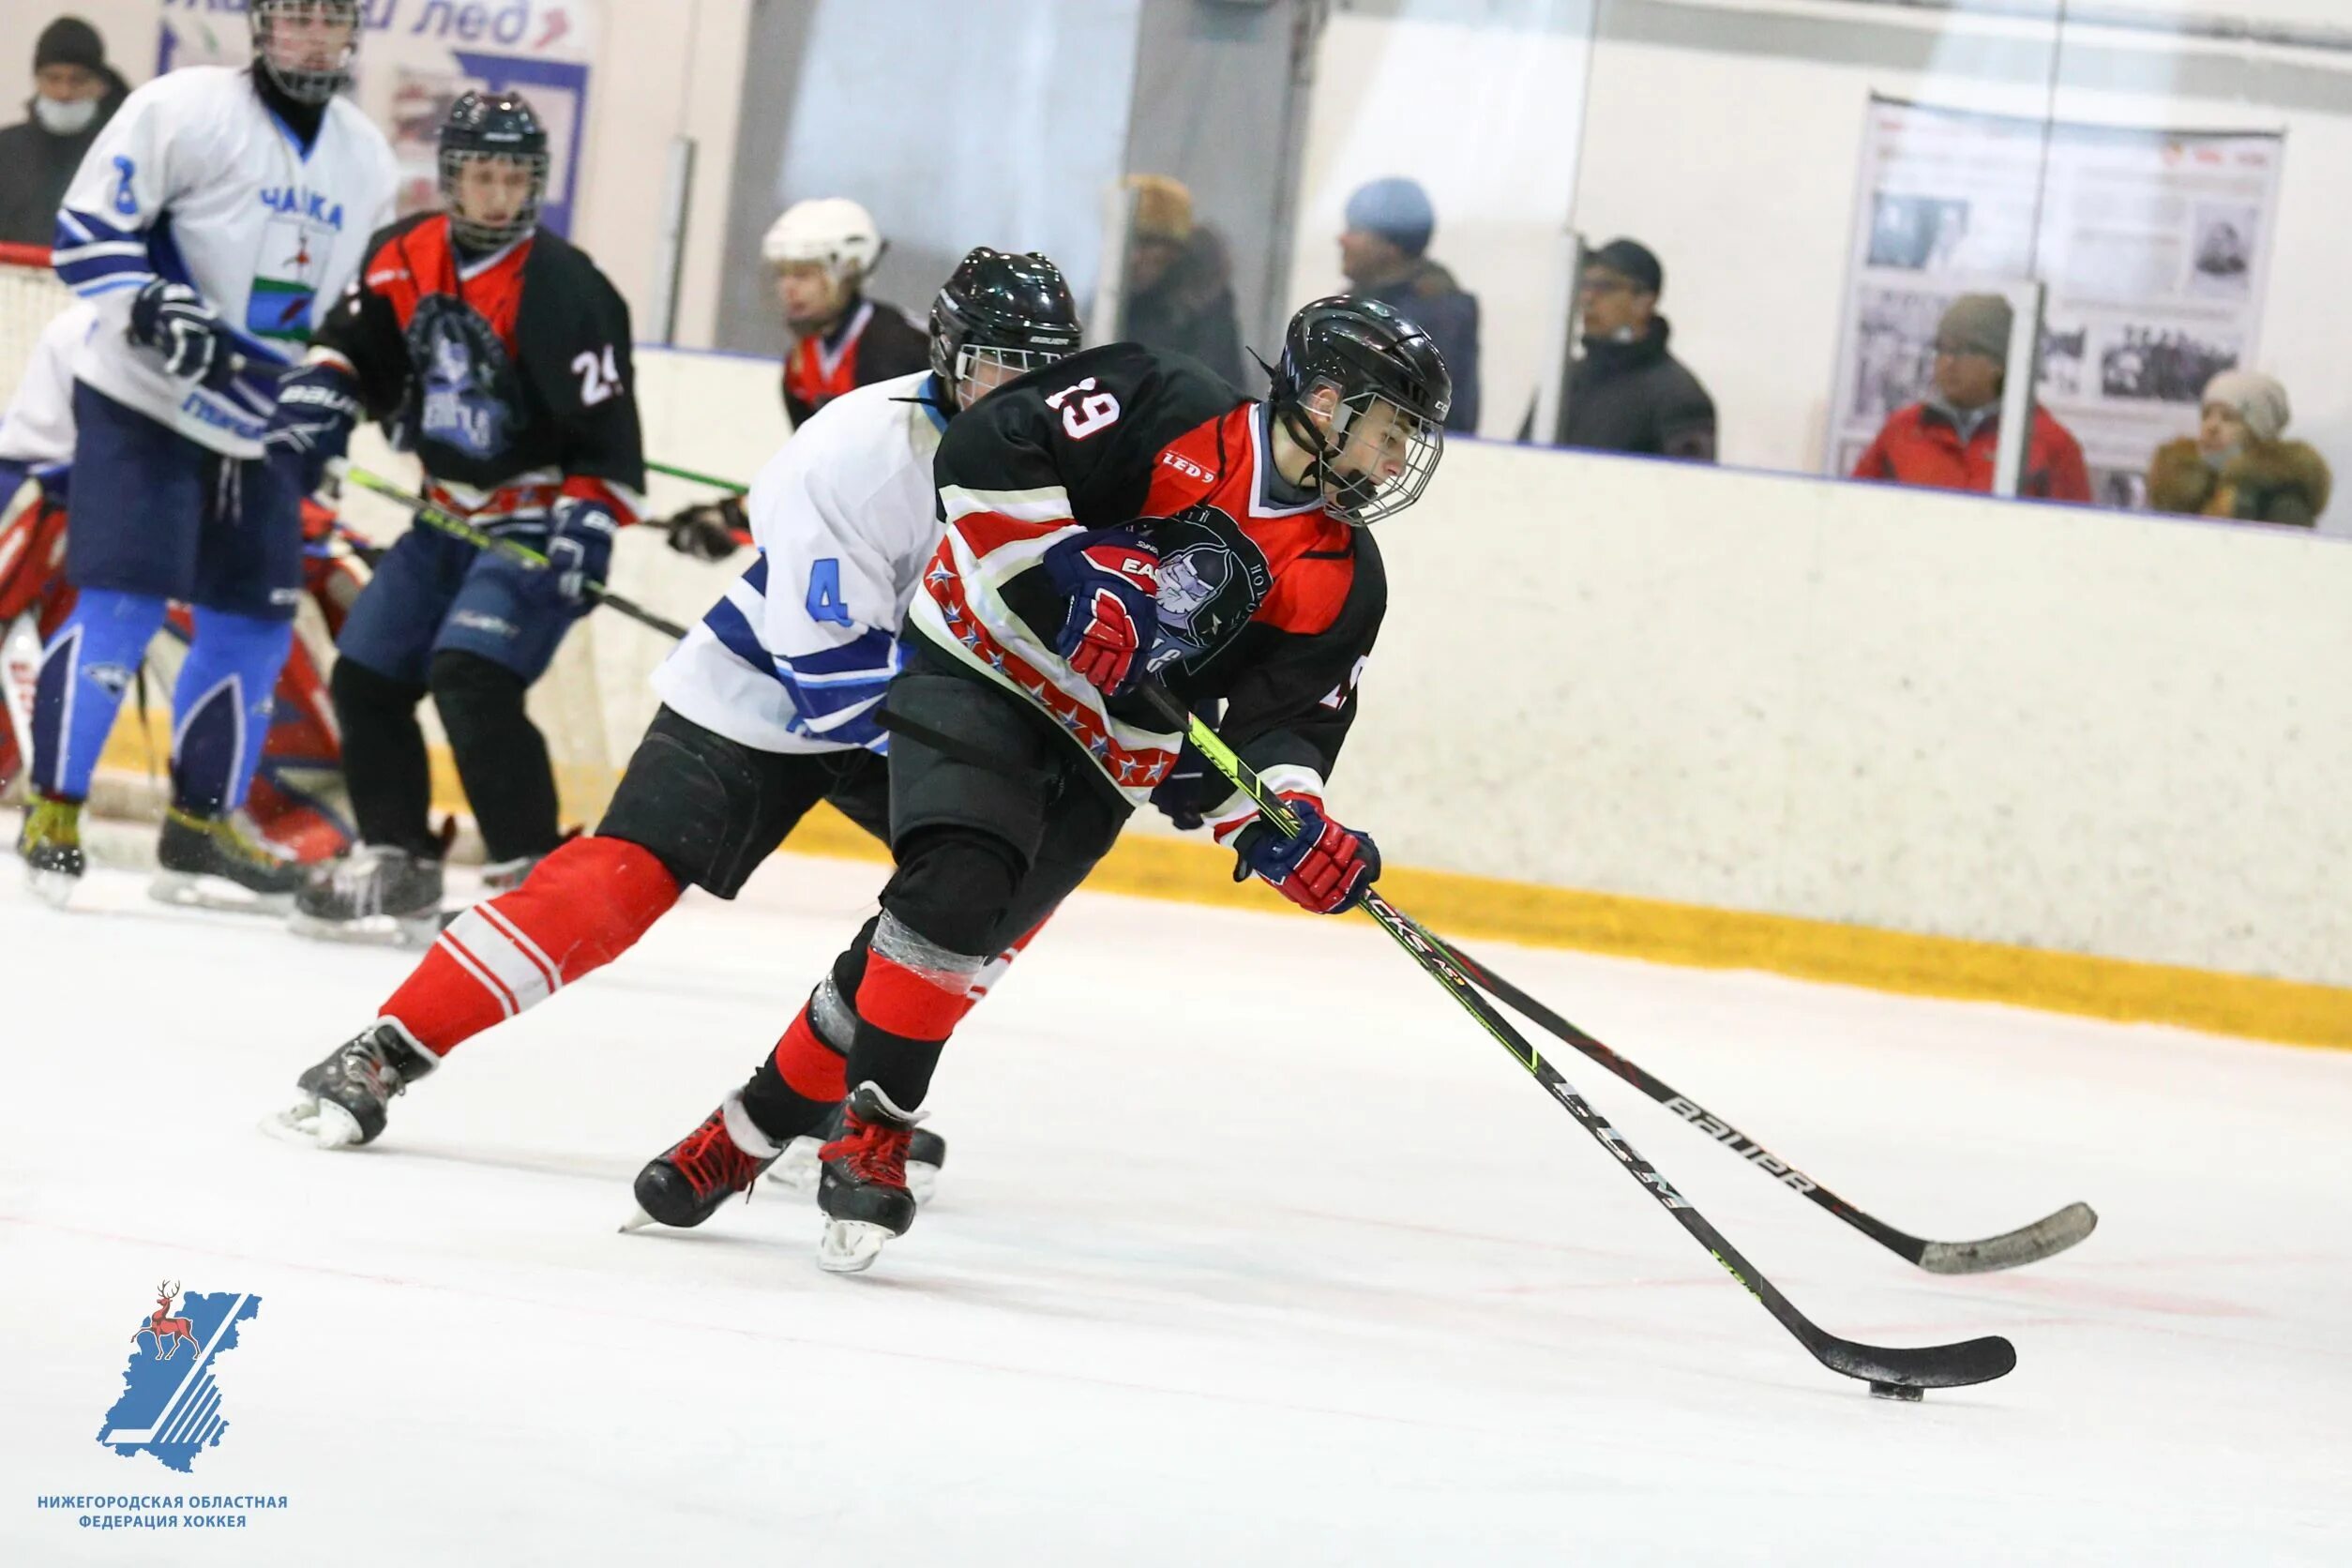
[1119,174,1244,386]
[1528,238,1715,460]
[0,19,128,247]
[1337,176,1479,433]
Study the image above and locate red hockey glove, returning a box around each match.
[1230,795,1381,915]
[1042,528,1159,695]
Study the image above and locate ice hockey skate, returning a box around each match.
[290,844,446,946]
[151,806,305,913]
[271,1021,439,1149]
[769,1100,947,1205]
[622,1093,783,1232]
[816,1082,927,1274]
[14,792,84,909]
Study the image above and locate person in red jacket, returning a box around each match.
[1852,294,2089,503]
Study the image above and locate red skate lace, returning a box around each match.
[669,1109,764,1201]
[821,1112,910,1189]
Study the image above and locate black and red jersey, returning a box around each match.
[309,211,644,525]
[781,297,931,429]
[910,342,1384,828]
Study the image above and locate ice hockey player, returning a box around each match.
[275,249,1088,1214]
[17,0,396,909]
[278,90,647,942]
[0,302,363,861]
[657,198,931,564]
[638,294,1451,1273]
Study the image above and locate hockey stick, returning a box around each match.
[1138,684,2016,1397]
[340,466,690,640]
[648,458,747,493]
[1437,946,2097,1274]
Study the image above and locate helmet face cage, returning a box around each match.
[252,0,362,106]
[440,147,550,250]
[950,341,1070,402]
[1272,296,1452,526]
[1313,382,1445,526]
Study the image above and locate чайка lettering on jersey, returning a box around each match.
[52,67,397,457]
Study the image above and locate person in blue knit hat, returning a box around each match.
[1336,176,1479,433]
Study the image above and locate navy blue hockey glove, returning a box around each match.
[1041,526,1159,695]
[1230,796,1380,915]
[541,496,619,608]
[128,279,235,386]
[263,363,362,496]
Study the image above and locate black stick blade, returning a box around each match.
[1815,1332,2017,1391]
[1915,1202,2099,1275]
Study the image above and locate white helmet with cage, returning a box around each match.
[761,198,885,285]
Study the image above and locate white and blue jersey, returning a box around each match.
[52,67,397,458]
[0,302,95,505]
[651,370,954,754]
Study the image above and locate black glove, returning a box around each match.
[128,279,234,386]
[662,497,746,562]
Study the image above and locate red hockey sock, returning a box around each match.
[964,913,1049,1004]
[855,949,974,1044]
[380,835,681,1056]
[770,1004,848,1103]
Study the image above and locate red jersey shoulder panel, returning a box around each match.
[371,215,533,352]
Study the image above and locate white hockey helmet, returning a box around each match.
[761,198,885,284]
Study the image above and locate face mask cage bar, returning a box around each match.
[951,339,1075,402]
[252,0,361,106]
[439,149,550,250]
[1314,384,1444,526]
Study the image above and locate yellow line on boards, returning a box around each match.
[94,721,2349,1051]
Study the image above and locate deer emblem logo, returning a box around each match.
[136,1280,197,1361]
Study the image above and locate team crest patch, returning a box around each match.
[1146,505,1273,674]
[96,1282,264,1472]
[409,298,519,460]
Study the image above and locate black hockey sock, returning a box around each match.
[429,650,561,865]
[740,1053,839,1145]
[330,656,437,858]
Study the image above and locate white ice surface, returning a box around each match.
[3,834,2348,1565]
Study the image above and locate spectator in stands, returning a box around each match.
[1119,174,1244,386]
[0,18,128,246]
[1525,237,1714,460]
[2148,369,2329,528]
[1850,293,2089,503]
[1337,176,1479,432]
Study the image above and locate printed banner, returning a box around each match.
[154,0,598,241]
[1828,97,2284,507]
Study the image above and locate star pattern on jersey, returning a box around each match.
[921,546,1180,798]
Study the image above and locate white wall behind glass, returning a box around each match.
[1283,2,1597,444]
[769,0,1143,320]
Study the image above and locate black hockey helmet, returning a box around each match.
[251,0,363,107]
[1267,295,1450,526]
[928,248,1083,404]
[439,91,550,251]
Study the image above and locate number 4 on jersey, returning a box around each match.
[1046,377,1121,439]
[807,558,851,626]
